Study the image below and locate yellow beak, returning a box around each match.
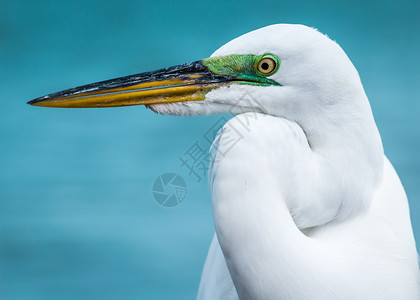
[27,60,233,108]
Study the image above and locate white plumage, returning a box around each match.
[30,23,419,299]
[184,25,420,299]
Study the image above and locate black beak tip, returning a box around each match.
[27,99,38,105]
[27,95,51,106]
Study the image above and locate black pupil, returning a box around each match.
[261,62,270,70]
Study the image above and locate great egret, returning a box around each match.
[28,24,420,299]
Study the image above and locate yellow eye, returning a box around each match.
[256,57,277,76]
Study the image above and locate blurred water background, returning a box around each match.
[1,0,419,299]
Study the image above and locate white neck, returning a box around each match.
[209,107,384,298]
[210,114,337,298]
[301,89,384,223]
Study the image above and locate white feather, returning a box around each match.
[149,24,419,299]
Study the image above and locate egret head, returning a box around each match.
[28,24,367,133]
[200,24,365,118]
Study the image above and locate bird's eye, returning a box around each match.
[256,55,278,76]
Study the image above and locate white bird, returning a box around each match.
[28,24,420,299]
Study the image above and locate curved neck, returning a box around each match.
[302,92,384,222]
[209,108,384,298]
[210,121,333,298]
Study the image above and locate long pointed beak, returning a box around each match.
[27,60,234,108]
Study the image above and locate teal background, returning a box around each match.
[1,0,419,299]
